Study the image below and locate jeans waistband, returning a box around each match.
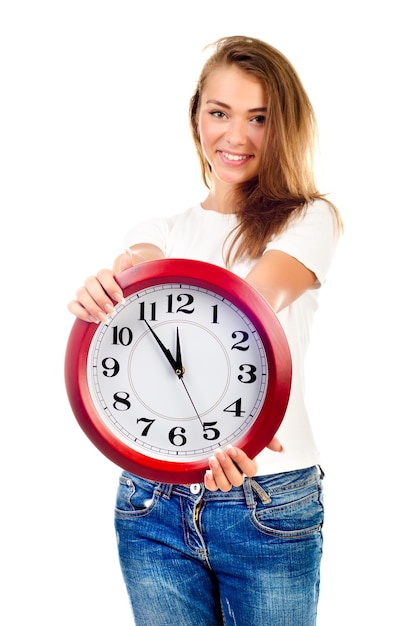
[153,465,322,507]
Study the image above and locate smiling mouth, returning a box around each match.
[220,151,253,163]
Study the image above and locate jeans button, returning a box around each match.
[190,483,201,494]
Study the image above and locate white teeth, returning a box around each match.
[222,152,248,161]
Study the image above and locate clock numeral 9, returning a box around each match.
[101,357,120,377]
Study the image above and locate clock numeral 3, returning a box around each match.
[238,364,257,383]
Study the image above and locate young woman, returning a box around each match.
[68,35,342,626]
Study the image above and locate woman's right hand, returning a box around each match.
[67,252,133,323]
[67,268,126,323]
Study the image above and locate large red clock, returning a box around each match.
[65,259,291,483]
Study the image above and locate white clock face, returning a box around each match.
[87,281,269,463]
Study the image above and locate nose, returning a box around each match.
[225,118,247,146]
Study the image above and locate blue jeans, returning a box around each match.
[114,466,324,626]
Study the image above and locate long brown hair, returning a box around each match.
[189,35,342,264]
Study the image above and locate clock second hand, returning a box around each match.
[175,327,205,429]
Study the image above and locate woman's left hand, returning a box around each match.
[204,435,283,492]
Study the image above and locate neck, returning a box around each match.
[201,184,238,214]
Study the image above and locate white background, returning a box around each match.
[1,1,414,624]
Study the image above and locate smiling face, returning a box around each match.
[197,65,267,191]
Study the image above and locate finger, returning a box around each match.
[267,435,284,452]
[118,252,133,272]
[204,469,219,492]
[225,445,258,478]
[67,299,102,323]
[74,282,114,323]
[205,453,233,492]
[95,269,124,305]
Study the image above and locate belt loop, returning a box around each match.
[242,478,255,508]
[157,482,174,499]
[250,479,272,504]
[243,478,272,507]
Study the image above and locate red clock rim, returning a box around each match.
[64,259,292,483]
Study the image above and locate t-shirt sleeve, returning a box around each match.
[122,217,171,254]
[264,199,339,287]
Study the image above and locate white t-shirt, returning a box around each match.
[123,200,338,475]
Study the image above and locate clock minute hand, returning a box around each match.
[143,320,180,375]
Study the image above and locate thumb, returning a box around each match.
[119,252,134,272]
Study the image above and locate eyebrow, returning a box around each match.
[206,99,267,113]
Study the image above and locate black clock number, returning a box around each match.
[202,422,220,441]
[113,392,131,411]
[169,426,187,447]
[136,417,155,436]
[166,293,195,314]
[231,330,250,351]
[138,301,157,321]
[101,357,120,377]
[223,398,244,417]
[112,326,133,346]
[238,364,257,383]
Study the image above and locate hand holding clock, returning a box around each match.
[204,435,284,492]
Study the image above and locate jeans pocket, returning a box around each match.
[251,472,324,538]
[114,472,159,518]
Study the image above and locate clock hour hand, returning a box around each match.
[144,320,182,377]
[175,327,185,379]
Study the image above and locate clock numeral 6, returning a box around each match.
[169,426,187,447]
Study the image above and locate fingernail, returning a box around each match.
[97,311,109,323]
[88,315,100,324]
[113,292,125,304]
[226,445,237,458]
[214,449,226,462]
